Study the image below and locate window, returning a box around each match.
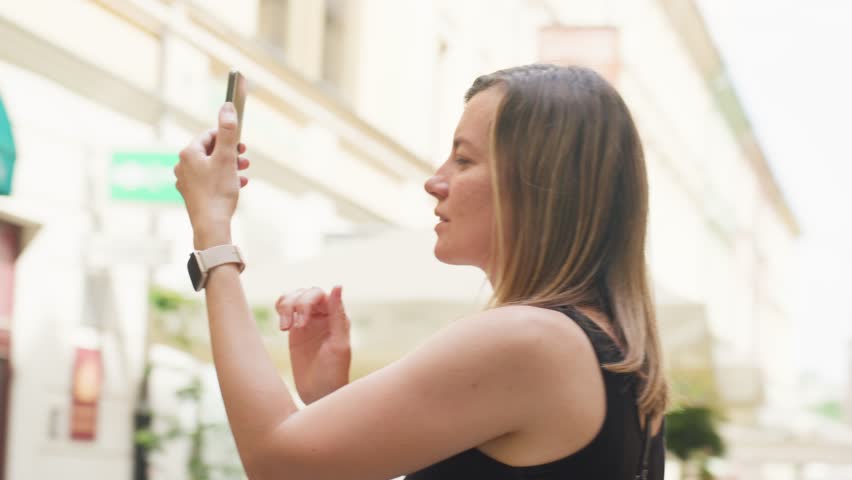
[258,0,289,53]
[321,0,346,88]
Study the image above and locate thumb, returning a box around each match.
[213,102,239,159]
[329,285,343,310]
[328,285,348,335]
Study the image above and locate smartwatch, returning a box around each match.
[187,244,246,291]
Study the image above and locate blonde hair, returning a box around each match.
[468,64,668,424]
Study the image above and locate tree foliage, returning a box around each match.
[665,406,725,461]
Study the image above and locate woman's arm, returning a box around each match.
[203,261,300,464]
[174,103,288,468]
[203,263,573,480]
[177,105,583,480]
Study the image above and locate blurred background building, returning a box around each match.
[0,0,849,479]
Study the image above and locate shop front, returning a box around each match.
[0,94,40,480]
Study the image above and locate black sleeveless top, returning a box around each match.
[405,305,665,480]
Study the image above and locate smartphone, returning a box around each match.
[225,69,247,144]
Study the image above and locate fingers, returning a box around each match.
[175,128,215,194]
[212,103,239,161]
[329,285,343,305]
[276,288,305,330]
[201,131,246,156]
[181,128,216,160]
[276,287,323,330]
[202,128,218,155]
[276,287,338,331]
[295,288,327,323]
[183,129,247,163]
[238,157,250,188]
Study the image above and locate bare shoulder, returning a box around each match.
[463,305,595,361]
[252,304,603,479]
[430,304,600,391]
[456,305,608,465]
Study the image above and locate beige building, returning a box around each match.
[0,0,845,479]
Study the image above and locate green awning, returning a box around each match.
[0,96,16,195]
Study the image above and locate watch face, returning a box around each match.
[187,253,203,291]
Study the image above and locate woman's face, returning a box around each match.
[424,86,503,274]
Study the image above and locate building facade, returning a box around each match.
[0,0,835,479]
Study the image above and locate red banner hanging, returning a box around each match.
[70,347,102,441]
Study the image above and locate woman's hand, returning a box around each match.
[276,286,351,405]
[174,103,251,249]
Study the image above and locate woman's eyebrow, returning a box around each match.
[453,136,479,154]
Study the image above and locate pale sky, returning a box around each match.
[696,0,852,386]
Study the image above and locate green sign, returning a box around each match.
[0,97,17,196]
[110,152,183,204]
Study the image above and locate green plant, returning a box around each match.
[252,305,274,332]
[134,372,244,480]
[150,286,195,312]
[666,406,725,460]
[812,400,843,421]
[666,405,725,480]
[138,285,279,479]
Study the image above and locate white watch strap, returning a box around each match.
[197,244,245,273]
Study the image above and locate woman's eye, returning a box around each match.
[454,157,471,166]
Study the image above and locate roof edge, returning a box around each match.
[657,0,801,236]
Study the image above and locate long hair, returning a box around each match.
[467,64,668,423]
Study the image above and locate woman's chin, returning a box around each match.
[433,244,451,264]
[433,243,471,266]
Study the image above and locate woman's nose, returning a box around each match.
[424,175,449,200]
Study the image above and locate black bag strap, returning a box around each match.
[634,415,653,480]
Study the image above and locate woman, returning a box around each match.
[174,64,667,479]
